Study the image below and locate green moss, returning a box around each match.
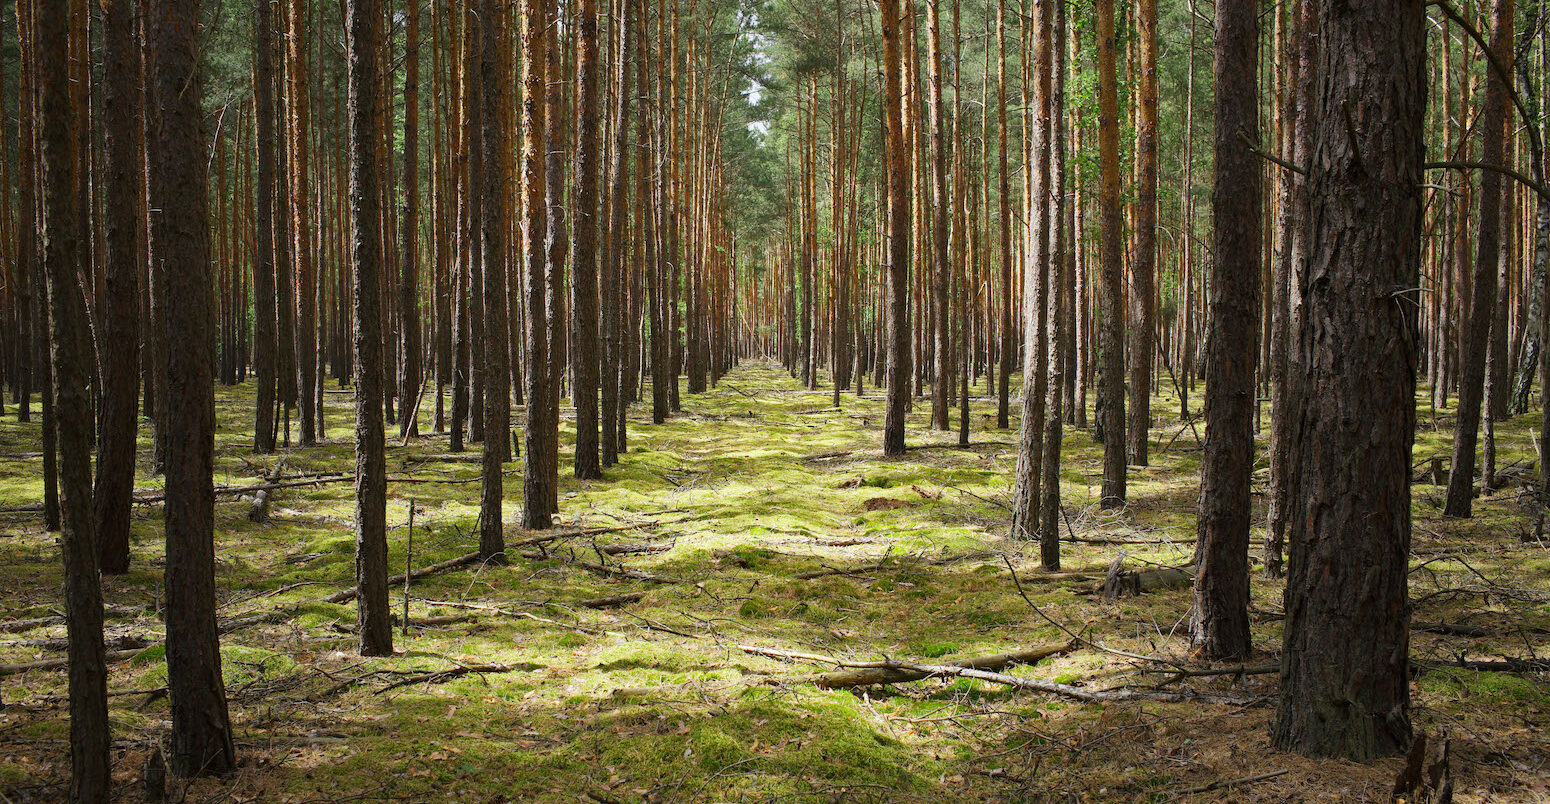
[1420,668,1550,707]
[591,644,701,673]
[738,597,778,619]
[1,363,1543,803]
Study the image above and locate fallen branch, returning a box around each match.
[1149,663,1279,686]
[321,524,658,604]
[1179,769,1288,795]
[577,592,646,609]
[324,552,484,604]
[1065,534,1195,546]
[1413,621,1492,638]
[1419,656,1550,673]
[0,647,143,677]
[1,605,144,634]
[867,661,1264,706]
[519,550,681,584]
[595,543,672,556]
[743,641,1077,689]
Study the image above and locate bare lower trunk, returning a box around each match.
[1272,0,1422,760]
[881,0,911,457]
[1095,0,1125,507]
[346,0,393,658]
[151,0,237,774]
[39,0,110,791]
[1193,0,1260,661]
[1445,0,1514,519]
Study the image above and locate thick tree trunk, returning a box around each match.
[1038,0,1068,572]
[39,0,110,792]
[1193,0,1261,662]
[345,0,393,658]
[150,0,237,776]
[1272,0,1423,760]
[479,0,510,561]
[1013,0,1053,546]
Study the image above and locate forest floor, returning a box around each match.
[1,361,1548,803]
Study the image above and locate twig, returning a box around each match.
[373,662,542,695]
[1178,769,1289,795]
[863,660,1264,705]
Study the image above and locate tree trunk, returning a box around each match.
[1272,0,1423,760]
[252,0,279,455]
[345,0,393,658]
[521,0,557,530]
[93,0,141,576]
[601,0,634,468]
[571,0,604,480]
[995,0,1012,431]
[288,0,318,446]
[1127,0,1157,466]
[150,0,237,775]
[1268,0,1314,580]
[1038,0,1068,572]
[39,0,110,792]
[1445,0,1514,518]
[881,0,911,457]
[479,0,510,561]
[1095,0,1125,507]
[1013,0,1053,546]
[926,0,951,431]
[1193,0,1260,662]
[397,0,421,440]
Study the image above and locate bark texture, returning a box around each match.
[1272,0,1423,760]
[346,0,393,657]
[40,0,110,792]
[881,0,911,457]
[1095,0,1126,507]
[1193,0,1260,661]
[151,0,238,775]
[93,0,141,575]
[479,0,510,561]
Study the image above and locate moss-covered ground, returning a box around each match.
[1,362,1546,802]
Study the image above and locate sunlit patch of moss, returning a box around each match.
[1420,667,1550,707]
[590,643,703,673]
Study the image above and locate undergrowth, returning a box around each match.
[0,362,1545,802]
